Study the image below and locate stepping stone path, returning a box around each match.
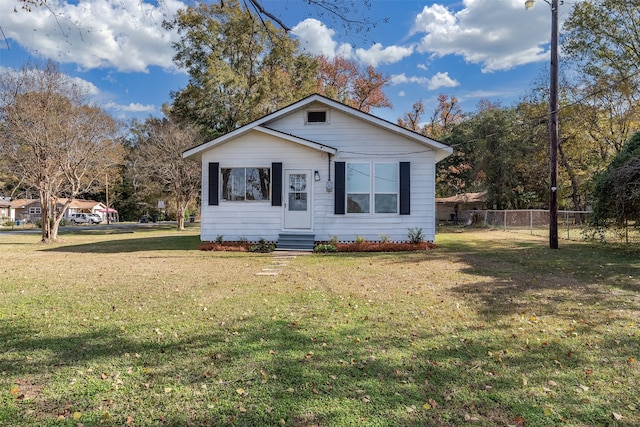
[255,254,297,276]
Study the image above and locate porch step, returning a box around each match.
[276,233,315,251]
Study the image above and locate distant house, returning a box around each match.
[183,94,453,250]
[8,198,115,223]
[0,197,11,220]
[436,191,488,222]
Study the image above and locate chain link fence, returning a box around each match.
[450,209,639,245]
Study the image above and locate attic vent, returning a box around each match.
[306,110,327,123]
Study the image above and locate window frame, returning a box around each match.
[220,166,271,202]
[346,162,399,215]
[305,109,329,124]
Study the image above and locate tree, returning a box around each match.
[563,1,640,98]
[165,0,318,136]
[130,116,204,230]
[315,55,391,112]
[0,62,123,242]
[592,133,640,228]
[397,95,463,140]
[398,95,466,196]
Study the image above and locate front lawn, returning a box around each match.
[1,229,638,426]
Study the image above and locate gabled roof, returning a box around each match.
[436,191,488,204]
[9,198,38,208]
[183,94,453,162]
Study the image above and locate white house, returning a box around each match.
[183,94,452,249]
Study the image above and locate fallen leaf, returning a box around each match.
[236,388,245,395]
[544,407,552,416]
[513,415,526,426]
[10,386,19,395]
[613,412,623,420]
[73,412,82,420]
[164,387,172,393]
[126,416,135,425]
[548,380,558,387]
[423,403,431,410]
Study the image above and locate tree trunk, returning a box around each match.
[558,139,581,210]
[176,198,186,231]
[39,189,52,243]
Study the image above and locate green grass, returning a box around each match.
[0,228,639,426]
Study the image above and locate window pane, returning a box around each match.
[222,168,246,201]
[222,168,270,201]
[288,193,307,211]
[307,111,326,122]
[289,174,306,192]
[246,168,270,200]
[375,194,397,213]
[347,163,370,192]
[347,194,370,213]
[375,163,398,193]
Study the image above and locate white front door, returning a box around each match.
[284,169,312,229]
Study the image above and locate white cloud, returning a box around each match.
[426,72,459,90]
[105,101,155,113]
[411,0,559,72]
[391,73,428,86]
[0,0,185,72]
[355,43,414,67]
[292,18,411,67]
[292,18,349,59]
[391,72,459,90]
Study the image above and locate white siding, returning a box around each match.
[267,104,438,242]
[201,131,327,242]
[200,103,440,243]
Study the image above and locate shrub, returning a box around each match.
[407,227,424,244]
[380,234,391,243]
[355,234,365,244]
[314,243,337,253]
[215,234,224,243]
[328,235,339,244]
[249,238,275,253]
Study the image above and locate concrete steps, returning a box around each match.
[276,233,315,251]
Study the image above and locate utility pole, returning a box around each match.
[525,0,559,249]
[549,0,559,249]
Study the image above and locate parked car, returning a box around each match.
[70,213,101,225]
[88,213,103,224]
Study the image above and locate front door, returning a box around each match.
[284,170,312,229]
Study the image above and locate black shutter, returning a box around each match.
[272,162,282,206]
[208,162,219,206]
[334,162,346,214]
[399,162,410,215]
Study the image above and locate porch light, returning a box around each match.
[314,170,321,181]
[524,0,535,9]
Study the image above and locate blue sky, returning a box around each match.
[0,0,574,124]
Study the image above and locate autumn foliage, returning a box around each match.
[315,55,392,113]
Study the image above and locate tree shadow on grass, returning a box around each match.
[42,235,203,254]
[430,237,640,318]
[2,312,637,426]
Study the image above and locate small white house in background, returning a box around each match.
[183,94,452,249]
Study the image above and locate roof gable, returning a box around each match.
[183,94,452,162]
